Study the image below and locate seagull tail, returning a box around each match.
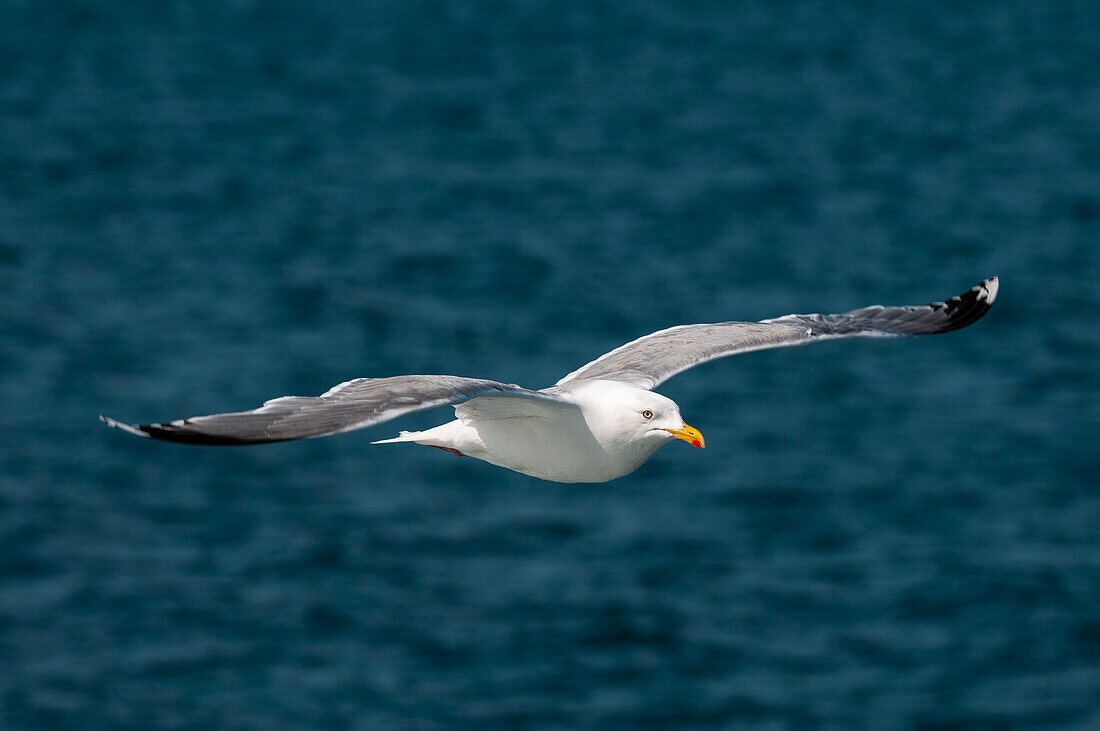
[370,431,419,445]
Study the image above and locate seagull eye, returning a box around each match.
[641,409,654,419]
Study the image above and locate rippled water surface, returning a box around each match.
[2,1,1098,728]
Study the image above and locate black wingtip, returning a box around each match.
[100,414,280,446]
[100,414,153,439]
[932,276,999,333]
[139,424,272,445]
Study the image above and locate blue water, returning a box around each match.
[2,1,1099,728]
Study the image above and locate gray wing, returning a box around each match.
[101,375,572,445]
[557,277,999,390]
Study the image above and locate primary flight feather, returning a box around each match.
[102,277,998,483]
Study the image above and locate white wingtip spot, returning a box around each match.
[99,415,152,438]
[981,276,999,304]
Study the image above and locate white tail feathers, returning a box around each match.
[370,430,419,445]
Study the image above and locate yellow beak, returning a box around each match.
[665,422,705,448]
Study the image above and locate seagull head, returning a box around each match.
[640,394,706,450]
[572,380,705,452]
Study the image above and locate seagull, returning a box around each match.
[102,277,998,483]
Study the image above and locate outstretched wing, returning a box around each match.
[101,375,572,445]
[556,277,999,390]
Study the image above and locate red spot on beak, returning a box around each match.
[666,423,705,448]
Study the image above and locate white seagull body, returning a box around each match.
[102,278,998,483]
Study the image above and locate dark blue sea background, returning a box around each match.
[2,1,1098,728]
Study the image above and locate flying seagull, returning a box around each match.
[102,277,998,483]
